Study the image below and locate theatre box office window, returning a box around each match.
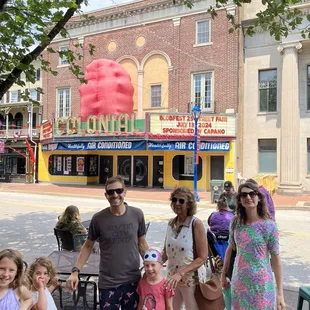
[48,155,98,176]
[172,155,202,181]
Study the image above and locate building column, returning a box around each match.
[277,41,303,194]
[137,69,143,119]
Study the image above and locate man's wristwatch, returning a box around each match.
[71,267,80,274]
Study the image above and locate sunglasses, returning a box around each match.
[240,191,257,199]
[171,197,186,204]
[106,188,124,196]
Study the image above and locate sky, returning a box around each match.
[81,0,136,12]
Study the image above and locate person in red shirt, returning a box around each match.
[137,249,174,310]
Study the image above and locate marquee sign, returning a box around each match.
[148,113,236,137]
[148,141,230,152]
[55,113,138,136]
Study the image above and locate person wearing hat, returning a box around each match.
[137,249,174,310]
[218,181,237,213]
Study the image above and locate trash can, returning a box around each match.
[210,180,224,203]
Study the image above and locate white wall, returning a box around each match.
[243,30,310,191]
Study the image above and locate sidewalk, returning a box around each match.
[1,182,310,209]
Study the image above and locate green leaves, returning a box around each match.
[0,0,95,99]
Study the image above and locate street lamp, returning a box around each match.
[192,103,201,202]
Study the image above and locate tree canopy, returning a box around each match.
[0,0,309,102]
[0,0,94,102]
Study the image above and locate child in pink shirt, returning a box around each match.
[137,249,174,310]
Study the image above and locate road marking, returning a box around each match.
[0,201,99,213]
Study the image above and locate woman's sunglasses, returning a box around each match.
[240,191,257,199]
[106,188,124,196]
[171,197,186,204]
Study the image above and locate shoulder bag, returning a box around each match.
[192,219,225,310]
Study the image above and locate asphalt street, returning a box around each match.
[0,191,309,309]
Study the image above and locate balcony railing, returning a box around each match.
[0,128,40,139]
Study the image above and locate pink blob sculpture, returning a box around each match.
[79,59,134,120]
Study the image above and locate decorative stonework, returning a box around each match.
[173,17,181,26]
[107,41,117,52]
[65,0,202,30]
[277,41,302,54]
[136,36,146,47]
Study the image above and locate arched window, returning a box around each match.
[15,112,23,129]
[8,113,13,127]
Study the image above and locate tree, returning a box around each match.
[0,0,94,101]
[1,0,308,103]
[181,0,310,41]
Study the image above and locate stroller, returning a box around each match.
[207,229,229,272]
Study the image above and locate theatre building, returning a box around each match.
[38,112,236,190]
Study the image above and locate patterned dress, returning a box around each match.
[230,218,279,310]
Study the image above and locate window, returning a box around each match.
[258,139,277,173]
[48,155,98,176]
[32,113,37,129]
[172,155,202,181]
[259,69,277,112]
[59,46,69,65]
[196,20,210,45]
[192,72,212,110]
[150,85,162,108]
[57,88,70,117]
[308,139,310,174]
[36,69,40,81]
[307,66,310,110]
[10,91,19,103]
[30,89,40,101]
[14,112,23,129]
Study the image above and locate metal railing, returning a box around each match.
[0,128,40,138]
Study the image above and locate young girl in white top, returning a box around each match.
[27,257,58,310]
[0,248,32,310]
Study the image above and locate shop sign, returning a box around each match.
[55,113,138,136]
[148,141,230,152]
[148,113,236,137]
[42,144,58,152]
[43,140,146,151]
[40,120,53,141]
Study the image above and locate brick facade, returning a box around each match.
[42,1,239,121]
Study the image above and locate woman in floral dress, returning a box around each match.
[221,182,286,310]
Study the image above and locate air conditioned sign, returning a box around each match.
[148,141,230,152]
[148,113,236,137]
[42,140,146,151]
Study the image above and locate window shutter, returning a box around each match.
[17,90,21,102]
[36,69,40,81]
[37,91,40,101]
[24,89,28,101]
[6,92,10,103]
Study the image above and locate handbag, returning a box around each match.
[192,219,225,310]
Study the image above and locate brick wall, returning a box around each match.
[42,4,239,121]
